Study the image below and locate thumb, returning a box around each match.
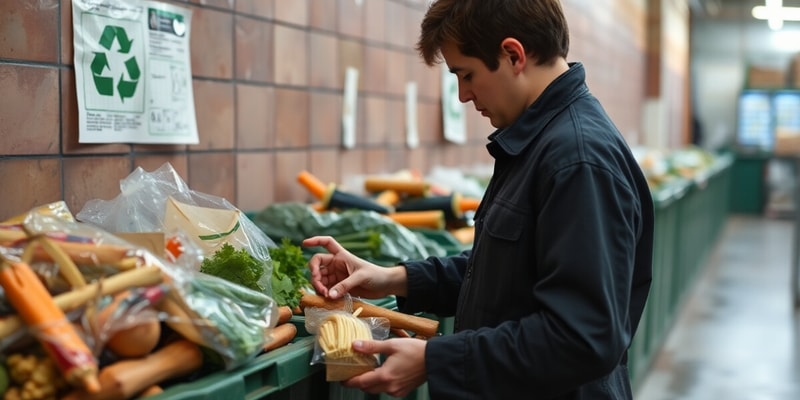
[328,275,359,299]
[351,339,387,356]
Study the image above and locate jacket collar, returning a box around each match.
[487,62,589,159]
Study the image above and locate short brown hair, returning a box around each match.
[416,0,570,70]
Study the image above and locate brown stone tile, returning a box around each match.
[61,0,74,64]
[384,1,408,48]
[189,0,233,9]
[187,152,235,202]
[236,84,275,149]
[236,0,273,18]
[235,16,273,83]
[190,6,233,79]
[364,0,386,44]
[309,32,339,89]
[338,148,365,184]
[385,98,405,146]
[191,80,235,150]
[406,147,429,176]
[339,39,364,76]
[385,50,408,97]
[273,25,308,85]
[274,150,309,202]
[0,0,58,62]
[418,100,442,144]
[63,156,132,216]
[338,0,364,38]
[275,0,309,26]
[274,88,310,148]
[309,91,341,147]
[362,46,387,94]
[236,152,275,211]
[61,70,132,154]
[386,148,410,173]
[365,148,388,174]
[0,159,62,221]
[0,65,59,155]
[308,149,339,189]
[309,0,337,31]
[131,155,190,180]
[364,96,387,146]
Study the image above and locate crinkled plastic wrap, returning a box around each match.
[305,296,390,381]
[75,162,275,294]
[0,201,278,372]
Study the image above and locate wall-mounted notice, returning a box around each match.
[342,67,359,149]
[441,64,466,144]
[72,0,198,144]
[405,81,419,148]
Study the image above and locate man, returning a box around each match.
[303,0,654,398]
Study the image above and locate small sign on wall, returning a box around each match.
[72,0,198,144]
[441,64,466,144]
[342,67,360,149]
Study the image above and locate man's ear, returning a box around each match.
[500,38,526,72]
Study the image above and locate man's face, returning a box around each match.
[440,42,522,129]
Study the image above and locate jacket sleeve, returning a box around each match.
[395,249,471,317]
[424,163,645,399]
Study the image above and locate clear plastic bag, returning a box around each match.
[305,295,390,381]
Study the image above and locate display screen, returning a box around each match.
[737,90,773,151]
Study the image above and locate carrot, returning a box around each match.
[297,170,329,199]
[458,196,482,212]
[363,177,430,197]
[0,260,100,393]
[387,210,446,230]
[263,322,298,352]
[61,339,203,400]
[374,190,401,208]
[300,293,439,339]
[277,305,293,325]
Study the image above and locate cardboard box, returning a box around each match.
[747,66,786,89]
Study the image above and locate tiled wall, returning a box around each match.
[0,0,658,221]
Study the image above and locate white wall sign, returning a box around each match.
[441,64,466,144]
[342,67,360,149]
[72,0,198,144]
[405,81,419,148]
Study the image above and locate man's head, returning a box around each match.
[416,0,571,129]
[416,0,570,70]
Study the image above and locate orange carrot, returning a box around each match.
[277,306,293,325]
[0,260,100,392]
[458,197,482,212]
[297,170,328,199]
[374,190,401,208]
[263,323,298,352]
[363,177,430,197]
[388,210,446,230]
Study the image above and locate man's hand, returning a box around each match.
[342,338,428,398]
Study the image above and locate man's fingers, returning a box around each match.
[302,236,346,254]
[351,339,389,355]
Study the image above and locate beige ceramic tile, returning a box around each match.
[309,91,341,147]
[63,156,132,215]
[309,0,337,31]
[363,96,387,145]
[385,98,405,146]
[274,150,309,202]
[0,159,62,221]
[236,84,275,149]
[274,88,310,148]
[275,0,309,26]
[385,148,410,173]
[189,6,233,79]
[189,0,233,9]
[187,152,236,202]
[309,32,339,89]
[0,65,59,155]
[0,0,58,62]
[61,0,74,64]
[191,79,235,150]
[235,0,273,18]
[338,148,365,184]
[338,39,364,76]
[236,152,275,211]
[273,25,308,86]
[384,1,408,48]
[235,16,273,83]
[61,69,132,154]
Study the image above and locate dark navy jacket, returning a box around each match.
[398,63,654,399]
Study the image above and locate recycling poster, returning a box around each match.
[72,0,198,144]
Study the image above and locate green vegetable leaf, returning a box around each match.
[268,238,311,308]
[199,243,266,293]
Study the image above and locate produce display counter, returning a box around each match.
[629,152,732,388]
[152,153,734,399]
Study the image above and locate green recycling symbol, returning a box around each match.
[90,25,139,102]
